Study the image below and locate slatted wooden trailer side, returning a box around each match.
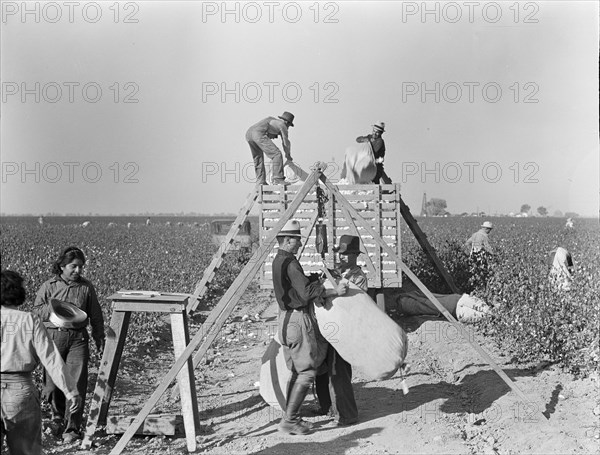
[259,183,402,292]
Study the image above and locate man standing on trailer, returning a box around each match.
[273,220,348,435]
[246,112,295,185]
[356,122,391,184]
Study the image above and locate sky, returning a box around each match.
[1,0,598,217]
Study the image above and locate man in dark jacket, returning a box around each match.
[273,220,347,435]
[356,122,391,184]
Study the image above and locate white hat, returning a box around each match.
[481,221,493,229]
[49,299,88,329]
[373,122,386,132]
[278,220,302,238]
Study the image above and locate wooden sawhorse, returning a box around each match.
[82,293,200,452]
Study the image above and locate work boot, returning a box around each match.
[279,378,313,435]
[279,418,313,435]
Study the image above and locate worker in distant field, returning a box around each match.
[1,270,82,455]
[246,112,295,185]
[273,220,348,435]
[33,247,105,443]
[565,218,574,229]
[548,247,574,291]
[356,122,391,184]
[314,235,364,426]
[464,221,494,256]
[464,221,494,286]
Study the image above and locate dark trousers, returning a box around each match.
[372,164,391,184]
[43,329,89,434]
[315,344,358,423]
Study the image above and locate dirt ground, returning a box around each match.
[22,281,600,455]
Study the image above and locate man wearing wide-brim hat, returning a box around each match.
[464,221,494,256]
[356,122,391,184]
[246,112,295,185]
[272,220,348,435]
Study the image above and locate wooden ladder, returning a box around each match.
[186,186,259,314]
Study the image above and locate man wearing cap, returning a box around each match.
[464,221,494,256]
[314,235,365,426]
[246,112,295,185]
[1,270,82,455]
[273,220,348,435]
[356,122,391,184]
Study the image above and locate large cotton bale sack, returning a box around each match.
[314,281,408,380]
[342,142,376,184]
[259,334,291,412]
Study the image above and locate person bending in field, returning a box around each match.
[548,247,574,291]
[1,270,82,455]
[33,247,105,443]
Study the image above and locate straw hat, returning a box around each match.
[481,221,493,229]
[49,299,88,329]
[278,220,302,238]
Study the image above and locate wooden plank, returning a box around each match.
[323,177,538,411]
[336,193,399,202]
[81,310,131,449]
[325,183,334,269]
[108,293,190,303]
[262,202,286,210]
[395,188,403,288]
[374,186,382,287]
[108,169,323,455]
[170,311,199,452]
[261,194,318,203]
[113,302,186,313]
[106,414,184,436]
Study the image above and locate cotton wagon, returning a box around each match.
[258,183,403,291]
